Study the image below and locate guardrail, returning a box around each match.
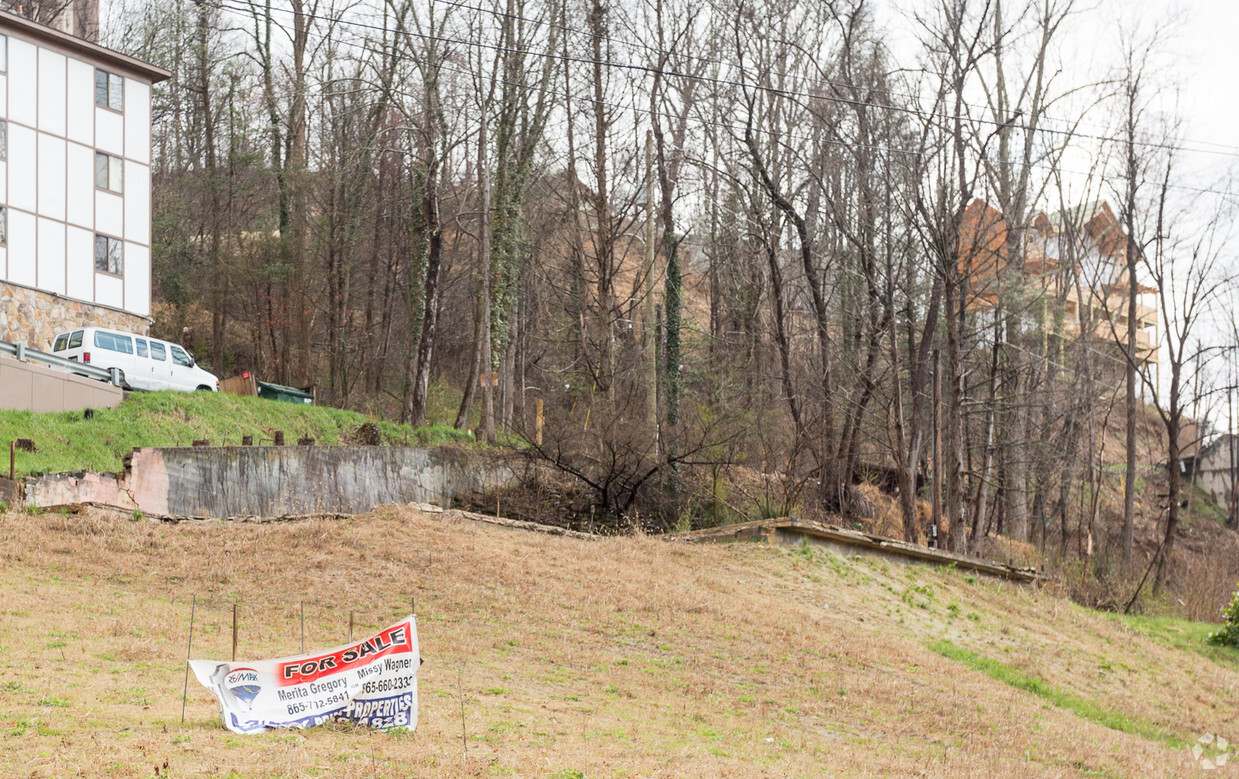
[0,341,124,386]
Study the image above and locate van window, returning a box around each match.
[150,342,166,361]
[53,334,68,352]
[68,331,83,349]
[170,345,192,367]
[93,331,134,354]
[136,338,148,358]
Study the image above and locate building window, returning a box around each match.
[94,152,123,193]
[0,120,6,160]
[0,207,6,246]
[94,69,123,112]
[94,234,123,275]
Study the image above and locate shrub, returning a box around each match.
[1206,584,1239,648]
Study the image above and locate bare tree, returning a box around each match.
[1139,167,1233,592]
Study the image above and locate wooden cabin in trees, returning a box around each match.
[958,199,1159,367]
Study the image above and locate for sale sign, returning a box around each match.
[189,616,420,734]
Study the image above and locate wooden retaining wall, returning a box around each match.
[668,517,1044,582]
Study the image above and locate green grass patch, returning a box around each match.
[0,391,475,476]
[1115,613,1239,671]
[1182,484,1229,527]
[927,638,1186,748]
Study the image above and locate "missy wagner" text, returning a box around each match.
[277,656,416,703]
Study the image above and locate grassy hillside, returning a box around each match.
[0,391,473,477]
[0,506,1234,776]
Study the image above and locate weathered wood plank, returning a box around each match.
[667,517,1044,582]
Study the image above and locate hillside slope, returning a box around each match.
[0,391,472,477]
[0,506,1233,776]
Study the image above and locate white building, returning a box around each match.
[0,8,169,348]
[1189,434,1239,526]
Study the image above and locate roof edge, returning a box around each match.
[0,9,171,83]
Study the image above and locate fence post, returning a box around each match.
[181,595,196,725]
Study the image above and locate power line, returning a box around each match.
[205,0,1239,200]
[210,0,927,156]
[409,0,1239,161]
[425,0,948,111]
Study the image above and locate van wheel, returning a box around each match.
[196,385,213,391]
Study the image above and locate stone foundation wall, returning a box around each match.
[0,283,149,350]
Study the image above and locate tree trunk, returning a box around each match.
[406,155,443,426]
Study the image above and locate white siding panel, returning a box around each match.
[96,191,123,236]
[65,60,94,145]
[0,160,6,202]
[36,217,65,295]
[124,164,150,243]
[95,271,124,309]
[37,135,66,221]
[0,248,6,279]
[7,208,36,286]
[123,242,149,316]
[95,107,123,156]
[66,226,93,301]
[36,49,66,136]
[8,40,36,126]
[123,81,151,165]
[8,123,36,212]
[0,74,7,118]
[66,142,93,228]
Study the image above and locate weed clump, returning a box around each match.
[1207,584,1239,648]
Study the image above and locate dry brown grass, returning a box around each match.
[0,505,1234,777]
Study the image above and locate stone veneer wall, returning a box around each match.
[0,283,149,350]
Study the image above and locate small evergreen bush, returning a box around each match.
[1207,584,1239,648]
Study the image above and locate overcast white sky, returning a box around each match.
[870,0,1239,187]
[1161,0,1239,152]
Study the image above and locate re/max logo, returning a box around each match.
[225,669,259,686]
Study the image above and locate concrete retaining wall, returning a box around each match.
[26,470,137,509]
[0,354,123,412]
[26,446,517,518]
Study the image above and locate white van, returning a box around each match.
[51,327,219,392]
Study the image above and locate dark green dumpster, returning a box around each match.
[257,381,314,405]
